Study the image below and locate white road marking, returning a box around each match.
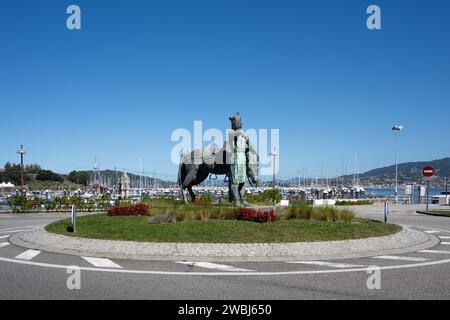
[415,226,450,234]
[1,255,450,276]
[0,225,43,232]
[441,242,450,245]
[0,229,23,234]
[286,261,366,268]
[0,242,10,248]
[15,250,41,261]
[420,250,450,255]
[175,261,253,272]
[372,255,429,262]
[82,257,123,269]
[439,236,450,239]
[425,230,441,234]
[0,235,10,239]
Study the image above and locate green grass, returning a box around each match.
[46,215,401,243]
[428,210,450,217]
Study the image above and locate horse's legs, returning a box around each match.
[182,167,198,203]
[187,187,196,202]
[180,187,188,203]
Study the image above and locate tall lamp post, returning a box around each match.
[17,145,26,196]
[271,147,278,188]
[392,125,404,204]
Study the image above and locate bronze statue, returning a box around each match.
[178,113,259,205]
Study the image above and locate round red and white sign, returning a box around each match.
[423,166,435,177]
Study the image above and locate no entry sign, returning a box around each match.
[423,166,435,177]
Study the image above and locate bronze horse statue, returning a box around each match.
[178,143,259,202]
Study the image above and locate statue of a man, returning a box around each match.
[121,171,130,198]
[228,112,250,207]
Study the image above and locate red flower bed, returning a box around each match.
[236,208,279,223]
[107,204,149,216]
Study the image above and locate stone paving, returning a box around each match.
[9,226,439,262]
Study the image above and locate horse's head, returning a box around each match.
[246,146,259,187]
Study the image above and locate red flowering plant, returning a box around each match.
[236,208,279,224]
[107,203,150,216]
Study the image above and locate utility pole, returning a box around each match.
[17,145,26,196]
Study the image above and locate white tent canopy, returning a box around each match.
[0,182,15,188]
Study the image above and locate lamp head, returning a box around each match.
[392,125,404,131]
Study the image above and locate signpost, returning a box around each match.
[423,166,435,212]
[67,204,77,233]
[384,201,389,223]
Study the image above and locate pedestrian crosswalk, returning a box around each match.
[372,255,429,262]
[82,257,123,269]
[420,250,450,255]
[15,249,41,261]
[286,261,366,268]
[0,235,10,240]
[0,242,10,248]
[175,261,254,272]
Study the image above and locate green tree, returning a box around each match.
[68,171,89,186]
[36,170,63,182]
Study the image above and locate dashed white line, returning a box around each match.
[175,261,253,272]
[420,250,450,255]
[440,236,450,239]
[286,261,366,269]
[82,257,123,269]
[372,255,429,262]
[440,242,450,245]
[0,242,10,248]
[15,250,41,261]
[0,229,23,234]
[1,255,450,276]
[0,235,10,239]
[425,230,441,234]
[0,225,43,232]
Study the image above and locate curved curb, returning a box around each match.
[416,211,450,218]
[9,226,440,262]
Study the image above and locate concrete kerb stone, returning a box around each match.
[8,226,440,262]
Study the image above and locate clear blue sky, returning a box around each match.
[1,0,449,180]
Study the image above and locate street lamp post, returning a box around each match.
[392,125,404,204]
[17,145,26,196]
[271,148,278,188]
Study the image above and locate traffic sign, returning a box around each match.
[423,166,435,177]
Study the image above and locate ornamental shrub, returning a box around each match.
[236,208,279,223]
[107,203,149,216]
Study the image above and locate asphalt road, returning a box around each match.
[1,205,450,300]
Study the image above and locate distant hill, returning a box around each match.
[284,158,450,187]
[84,170,177,188]
[340,157,450,187]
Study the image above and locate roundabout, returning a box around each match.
[1,205,450,299]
